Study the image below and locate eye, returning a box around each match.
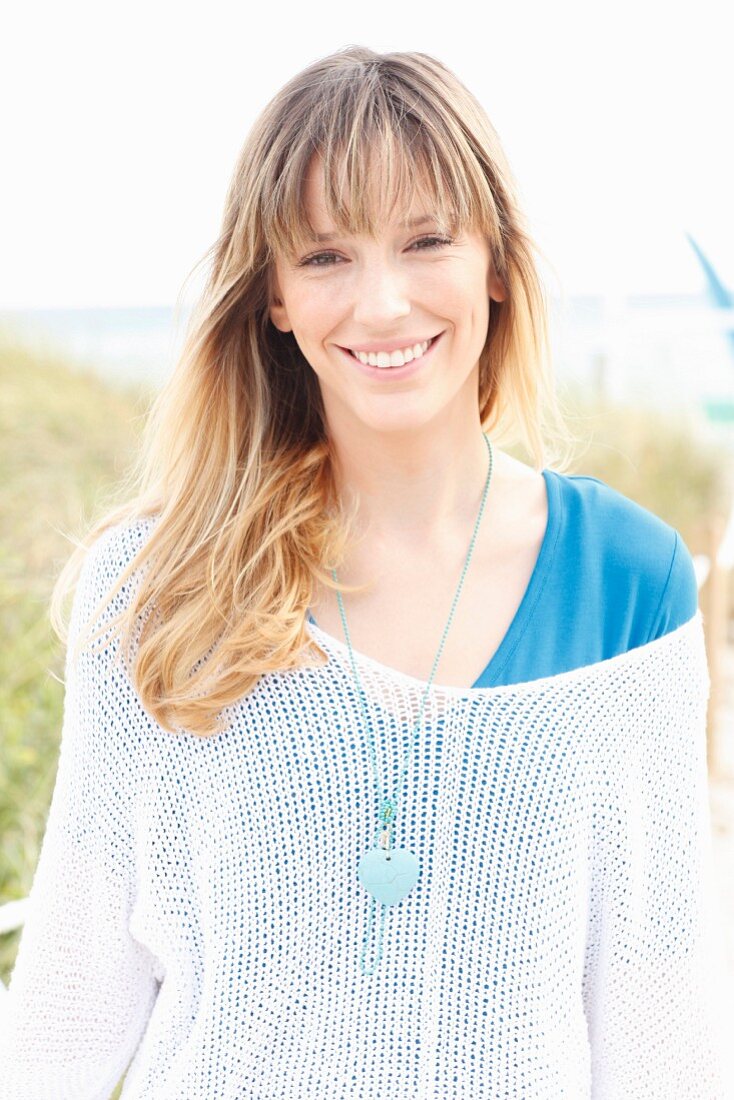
[298,251,341,268]
[410,235,455,251]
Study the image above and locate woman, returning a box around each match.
[1,46,728,1098]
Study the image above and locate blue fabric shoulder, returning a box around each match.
[562,474,699,645]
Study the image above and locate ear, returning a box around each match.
[487,263,507,304]
[268,268,293,333]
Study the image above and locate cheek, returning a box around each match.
[291,286,343,333]
[442,279,489,329]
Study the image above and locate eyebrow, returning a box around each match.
[307,216,440,243]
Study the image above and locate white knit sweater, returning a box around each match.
[1,517,731,1099]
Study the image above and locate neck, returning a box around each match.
[328,418,494,544]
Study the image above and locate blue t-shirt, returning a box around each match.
[307,469,699,688]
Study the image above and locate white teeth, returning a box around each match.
[351,337,434,369]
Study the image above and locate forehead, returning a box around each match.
[298,152,456,240]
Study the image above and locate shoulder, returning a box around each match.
[78,513,159,591]
[70,512,160,649]
[548,471,699,642]
[81,512,158,578]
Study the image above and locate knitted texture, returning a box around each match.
[1,516,730,1098]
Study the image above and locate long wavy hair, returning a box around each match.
[50,45,578,738]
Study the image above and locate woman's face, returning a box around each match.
[269,159,506,437]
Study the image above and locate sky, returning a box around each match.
[1,0,731,308]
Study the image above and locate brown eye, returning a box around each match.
[411,235,454,251]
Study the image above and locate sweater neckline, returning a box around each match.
[305,604,703,703]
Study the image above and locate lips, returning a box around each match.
[338,330,444,378]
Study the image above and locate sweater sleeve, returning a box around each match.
[0,524,159,1099]
[582,628,732,1097]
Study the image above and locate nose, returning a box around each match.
[350,260,411,329]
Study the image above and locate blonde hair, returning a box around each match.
[50,45,578,738]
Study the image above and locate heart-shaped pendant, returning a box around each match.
[357,847,420,906]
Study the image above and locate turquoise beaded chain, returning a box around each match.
[330,432,494,975]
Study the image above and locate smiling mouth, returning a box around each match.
[340,332,443,369]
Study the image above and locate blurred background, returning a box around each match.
[1,1,732,1095]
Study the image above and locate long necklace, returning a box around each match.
[331,432,494,975]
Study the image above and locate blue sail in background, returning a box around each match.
[686,232,734,359]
